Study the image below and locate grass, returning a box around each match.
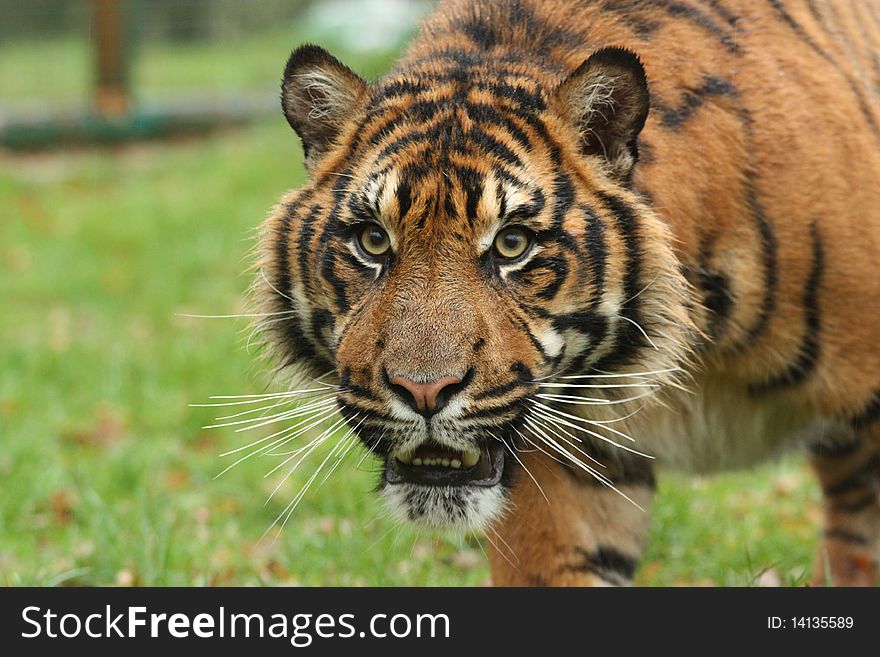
[0,23,823,586]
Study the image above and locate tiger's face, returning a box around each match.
[258,46,692,531]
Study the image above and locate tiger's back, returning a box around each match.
[258,0,880,585]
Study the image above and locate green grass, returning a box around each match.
[0,119,824,586]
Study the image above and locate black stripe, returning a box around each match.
[451,0,585,56]
[727,171,778,351]
[395,179,412,221]
[552,308,610,345]
[467,103,535,155]
[582,205,608,306]
[831,491,877,515]
[655,75,738,129]
[373,79,424,104]
[851,391,880,430]
[695,231,733,341]
[336,401,397,437]
[320,250,350,314]
[473,380,525,400]
[470,126,524,169]
[810,439,862,460]
[515,253,569,301]
[824,528,869,546]
[804,0,827,34]
[459,404,519,421]
[766,0,880,139]
[694,0,742,26]
[601,0,736,51]
[563,546,638,585]
[297,203,321,288]
[459,167,484,223]
[337,250,376,283]
[599,0,662,37]
[823,454,880,497]
[274,198,321,366]
[338,367,377,401]
[504,302,553,363]
[551,173,575,228]
[749,222,823,393]
[589,193,645,371]
[851,2,880,97]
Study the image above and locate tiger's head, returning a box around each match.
[256,44,694,531]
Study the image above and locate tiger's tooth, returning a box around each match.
[397,452,413,464]
[412,457,422,466]
[462,450,480,468]
[441,458,450,467]
[450,458,461,469]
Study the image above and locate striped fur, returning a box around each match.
[255,0,880,586]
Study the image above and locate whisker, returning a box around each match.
[620,269,661,306]
[268,420,358,535]
[523,417,645,512]
[203,396,336,431]
[523,417,611,483]
[524,415,606,469]
[482,528,518,570]
[231,398,338,433]
[206,399,295,421]
[617,315,659,350]
[205,385,338,401]
[216,405,339,464]
[511,424,571,469]
[487,526,520,565]
[260,268,295,302]
[212,389,332,421]
[528,404,654,459]
[317,416,367,488]
[192,388,337,408]
[214,415,330,479]
[176,310,296,319]
[576,405,646,425]
[263,414,349,479]
[488,429,548,504]
[535,391,656,406]
[545,367,681,380]
[535,382,659,389]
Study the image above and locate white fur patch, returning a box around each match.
[537,326,565,359]
[382,482,507,532]
[629,373,816,472]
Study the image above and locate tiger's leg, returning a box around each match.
[809,431,880,586]
[487,449,655,586]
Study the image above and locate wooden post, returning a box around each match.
[93,0,130,117]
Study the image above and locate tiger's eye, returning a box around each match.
[494,227,530,259]
[358,224,391,257]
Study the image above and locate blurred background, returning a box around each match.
[1,0,819,586]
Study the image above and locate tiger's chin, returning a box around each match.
[380,443,509,531]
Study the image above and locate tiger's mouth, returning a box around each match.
[385,441,505,487]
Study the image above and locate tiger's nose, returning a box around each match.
[387,372,470,418]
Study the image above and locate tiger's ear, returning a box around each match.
[555,47,649,183]
[281,45,368,170]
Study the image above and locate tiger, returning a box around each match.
[253,0,880,586]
